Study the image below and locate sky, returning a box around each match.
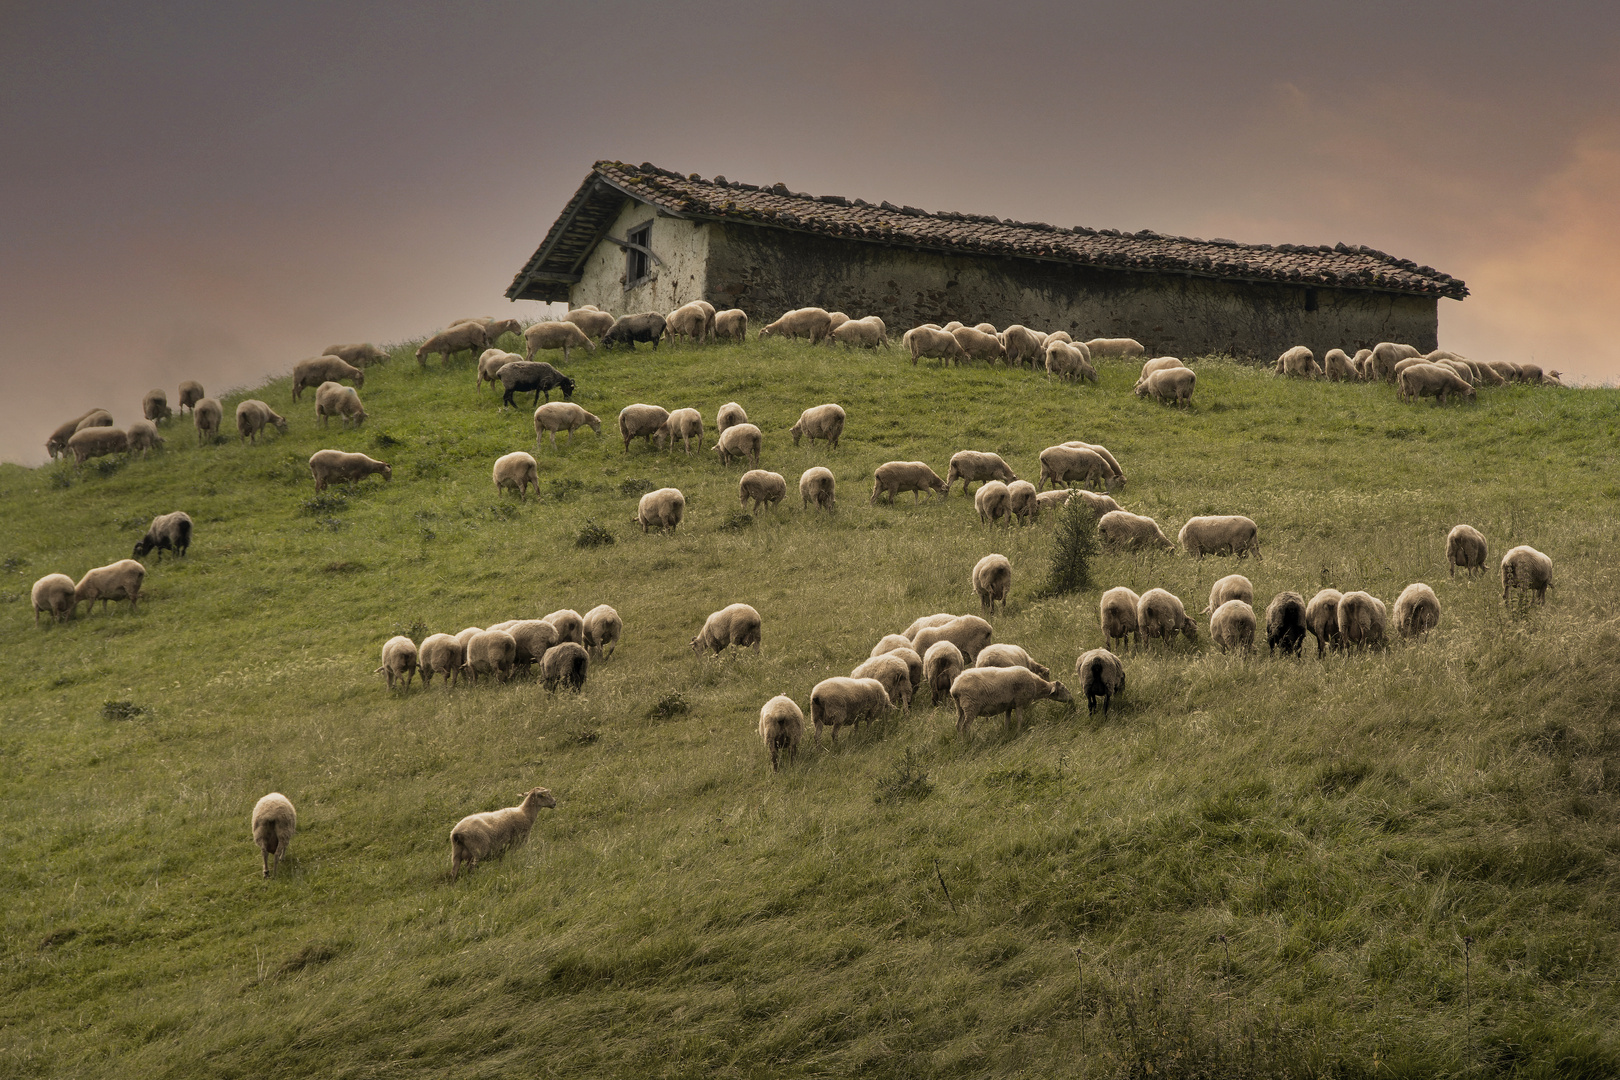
[4,1,1618,464]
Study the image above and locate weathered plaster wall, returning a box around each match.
[703,223,1438,358]
[570,199,709,316]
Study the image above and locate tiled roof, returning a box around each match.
[506,161,1467,303]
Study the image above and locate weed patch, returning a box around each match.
[100,701,151,722]
[575,519,615,548]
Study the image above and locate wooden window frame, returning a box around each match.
[625,221,654,290]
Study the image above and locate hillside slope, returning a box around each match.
[2,340,1617,1078]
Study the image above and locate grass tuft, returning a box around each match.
[574,519,615,548]
[100,700,150,721]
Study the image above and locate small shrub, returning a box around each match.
[647,691,689,722]
[875,748,933,803]
[1040,497,1100,596]
[370,432,403,449]
[323,561,365,574]
[549,478,584,502]
[101,701,151,722]
[412,457,448,480]
[619,477,655,496]
[390,619,430,643]
[317,518,345,532]
[719,511,755,532]
[301,491,348,516]
[49,470,72,490]
[575,520,615,548]
[93,457,125,478]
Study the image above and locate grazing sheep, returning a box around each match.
[943,321,964,333]
[450,787,556,880]
[453,627,483,659]
[142,389,172,423]
[871,461,946,504]
[692,603,762,655]
[477,348,524,391]
[799,466,836,511]
[1203,574,1253,615]
[871,634,913,657]
[972,321,997,335]
[1037,445,1110,491]
[951,666,1072,738]
[1135,366,1197,405]
[716,401,748,433]
[563,308,616,340]
[851,653,913,711]
[831,317,885,349]
[1210,599,1256,654]
[739,470,787,513]
[541,642,589,690]
[1060,441,1127,489]
[1033,491,1073,517]
[1100,587,1142,651]
[1322,349,1357,381]
[418,633,465,688]
[1178,515,1261,559]
[46,409,109,459]
[523,320,595,361]
[1001,324,1047,368]
[1265,591,1308,656]
[1084,338,1146,359]
[376,636,418,690]
[911,614,994,663]
[178,381,205,413]
[1398,363,1475,406]
[1075,648,1126,715]
[1139,356,1186,379]
[1276,346,1321,378]
[322,343,390,367]
[416,322,488,366]
[533,402,602,450]
[235,400,288,443]
[1501,545,1553,604]
[946,450,1017,495]
[904,325,970,366]
[126,419,165,454]
[790,404,845,449]
[499,361,575,408]
[903,613,958,640]
[972,554,1012,616]
[759,307,833,343]
[951,326,1006,364]
[809,677,892,743]
[133,511,192,561]
[1007,480,1040,524]
[1067,489,1123,518]
[1369,342,1421,382]
[540,609,583,645]
[74,559,145,615]
[602,312,668,350]
[1447,524,1488,578]
[974,642,1051,679]
[759,696,803,771]
[714,309,748,342]
[922,640,966,705]
[637,488,685,532]
[714,423,763,468]
[1098,511,1175,551]
[974,481,1011,524]
[1137,588,1197,647]
[465,629,518,683]
[308,450,391,491]
[31,574,77,626]
[252,793,297,878]
[1044,340,1098,383]
[1392,583,1441,638]
[582,605,621,660]
[1336,591,1387,648]
[315,381,367,428]
[292,355,364,401]
[194,398,223,444]
[503,619,561,672]
[619,404,671,452]
[1305,589,1343,657]
[483,318,522,343]
[68,426,128,463]
[1349,349,1374,377]
[493,451,539,499]
[655,407,705,454]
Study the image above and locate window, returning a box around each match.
[1304,287,1319,313]
[625,222,653,289]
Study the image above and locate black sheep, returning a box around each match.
[499,361,575,408]
[1265,591,1308,656]
[601,312,667,350]
[133,511,192,561]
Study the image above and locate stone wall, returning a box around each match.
[570,199,709,316]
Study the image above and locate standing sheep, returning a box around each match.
[1135,367,1196,405]
[714,309,748,342]
[946,451,1017,496]
[533,402,602,450]
[1099,587,1142,652]
[1139,356,1186,379]
[716,401,748,434]
[46,409,109,459]
[1085,338,1146,359]
[1061,441,1127,489]
[1037,445,1111,492]
[74,559,146,615]
[904,613,958,640]
[1501,546,1553,604]
[450,788,556,880]
[922,640,966,705]
[522,321,595,362]
[1179,516,1261,559]
[972,554,1012,616]
[714,423,763,467]
[541,609,584,645]
[31,574,77,626]
[808,677,892,743]
[1001,324,1047,368]
[416,322,488,367]
[562,308,616,340]
[252,793,297,878]
[418,633,465,688]
[1447,525,1488,578]
[314,381,367,428]
[502,620,560,673]
[1369,342,1421,382]
[1265,591,1308,655]
[851,653,913,712]
[194,398,223,445]
[655,407,705,454]
[1336,591,1387,648]
[582,605,622,660]
[133,511,193,561]
[377,635,419,690]
[1203,574,1253,615]
[1392,583,1441,638]
[67,427,129,464]
[235,400,288,443]
[499,361,575,408]
[1006,480,1040,525]
[1305,589,1343,657]
[1098,511,1175,552]
[870,461,946,504]
[601,312,667,350]
[619,404,670,452]
[637,488,685,533]
[465,629,518,683]
[292,355,364,401]
[126,420,165,455]
[758,696,803,771]
[974,643,1051,679]
[974,481,1011,524]
[692,603,763,655]
[322,343,391,367]
[790,404,845,449]
[799,467,836,511]
[540,643,590,691]
[739,470,787,513]
[142,389,172,423]
[950,666,1072,738]
[1137,589,1197,647]
[831,316,887,349]
[308,450,391,491]
[1210,599,1256,654]
[477,349,524,391]
[1322,349,1357,381]
[904,326,969,366]
[911,615,994,664]
[1044,340,1097,383]
[493,452,539,499]
[1075,648,1126,715]
[1276,346,1321,378]
[759,307,833,343]
[178,381,205,413]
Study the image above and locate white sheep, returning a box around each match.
[871,461,946,504]
[1209,599,1256,654]
[790,404,845,449]
[656,407,705,454]
[1006,480,1040,525]
[1305,589,1342,657]
[31,574,77,625]
[252,793,297,878]
[759,307,833,342]
[1060,441,1127,489]
[974,642,1051,679]
[758,696,804,771]
[563,308,616,339]
[477,348,524,391]
[292,355,365,402]
[950,666,1072,738]
[714,423,763,467]
[714,309,748,342]
[313,381,366,428]
[377,635,419,690]
[946,450,1017,496]
[637,488,685,532]
[972,554,1012,616]
[903,613,958,640]
[1445,525,1488,578]
[465,629,518,683]
[904,326,970,366]
[582,605,621,660]
[618,404,670,452]
[974,480,1011,524]
[1335,591,1387,648]
[1136,588,1197,647]
[800,466,835,511]
[1501,545,1553,604]
[1369,342,1421,382]
[235,400,288,443]
[665,302,710,345]
[126,419,165,455]
[74,559,146,615]
[1203,574,1253,615]
[871,634,913,657]
[851,653,913,711]
[533,402,602,450]
[1001,324,1047,368]
[808,676,892,743]
[1139,356,1186,379]
[1276,346,1321,378]
[739,470,787,512]
[831,318,885,349]
[178,381,205,413]
[142,388,172,423]
[1322,349,1357,381]
[541,642,590,690]
[716,401,748,433]
[952,326,1006,364]
[922,640,965,704]
[1044,340,1097,383]
[68,426,128,463]
[523,320,595,361]
[1098,511,1175,551]
[503,619,561,671]
[1135,366,1196,405]
[1178,516,1261,559]
[911,614,994,663]
[418,633,465,688]
[1064,489,1123,518]
[1075,648,1125,714]
[1084,338,1146,359]
[1399,363,1475,406]
[1099,587,1142,651]
[322,342,391,367]
[692,603,762,655]
[450,787,556,880]
[1037,445,1110,492]
[308,449,391,491]
[1392,583,1441,637]
[542,608,584,644]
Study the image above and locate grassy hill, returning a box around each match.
[2,337,1617,1079]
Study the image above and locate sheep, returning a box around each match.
[541,608,584,645]
[1210,599,1256,654]
[1305,589,1343,657]
[1001,324,1047,368]
[1398,363,1475,406]
[1201,574,1253,616]
[1045,331,1073,344]
[1034,491,1076,519]
[922,640,966,705]
[322,342,391,367]
[1265,591,1308,656]
[1276,346,1321,378]
[716,401,748,433]
[602,312,667,350]
[904,326,969,366]
[821,311,850,336]
[1099,587,1142,651]
[1137,588,1197,647]
[1433,359,1478,386]
[377,636,419,690]
[714,309,748,342]
[1447,524,1488,578]
[1501,545,1553,604]
[252,793,297,878]
[126,419,165,455]
[1139,356,1186,379]
[453,626,484,657]
[851,653,913,711]
[523,320,595,362]
[493,451,539,499]
[971,321,997,335]
[1368,342,1421,382]
[739,470,787,512]
[871,461,946,504]
[974,481,1011,524]
[620,404,671,451]
[178,381,205,412]
[1006,480,1040,525]
[500,361,575,408]
[315,381,367,428]
[1178,515,1261,559]
[1335,591,1387,648]
[1044,340,1097,383]
[582,605,622,660]
[972,554,1012,616]
[911,614,993,663]
[790,403,845,449]
[692,603,762,655]
[1075,648,1125,715]
[831,317,885,348]
[533,402,602,450]
[450,787,556,880]
[46,409,110,459]
[1084,338,1146,359]
[1135,366,1197,405]
[871,634,913,657]
[637,488,685,533]
[974,642,1051,679]
[465,629,518,683]
[292,355,364,401]
[759,307,832,343]
[485,318,523,343]
[194,398,223,444]
[418,633,465,688]
[951,326,1005,364]
[714,423,763,468]
[946,450,1017,495]
[653,407,705,455]
[74,559,146,615]
[942,321,964,333]
[142,388,172,423]
[308,450,391,491]
[416,322,488,366]
[950,666,1072,738]
[1060,441,1127,489]
[1350,349,1374,377]
[1037,445,1110,492]
[903,613,958,640]
[235,399,288,443]
[477,348,524,391]
[563,308,616,340]
[759,696,803,771]
[1066,489,1123,518]
[1392,583,1441,638]
[800,466,836,511]
[541,642,590,691]
[1322,349,1357,381]
[68,426,128,463]
[504,619,561,672]
[1098,510,1175,551]
[809,677,892,743]
[31,574,77,625]
[133,511,192,561]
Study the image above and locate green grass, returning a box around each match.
[2,337,1618,1078]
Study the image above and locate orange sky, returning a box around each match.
[4,2,1617,464]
